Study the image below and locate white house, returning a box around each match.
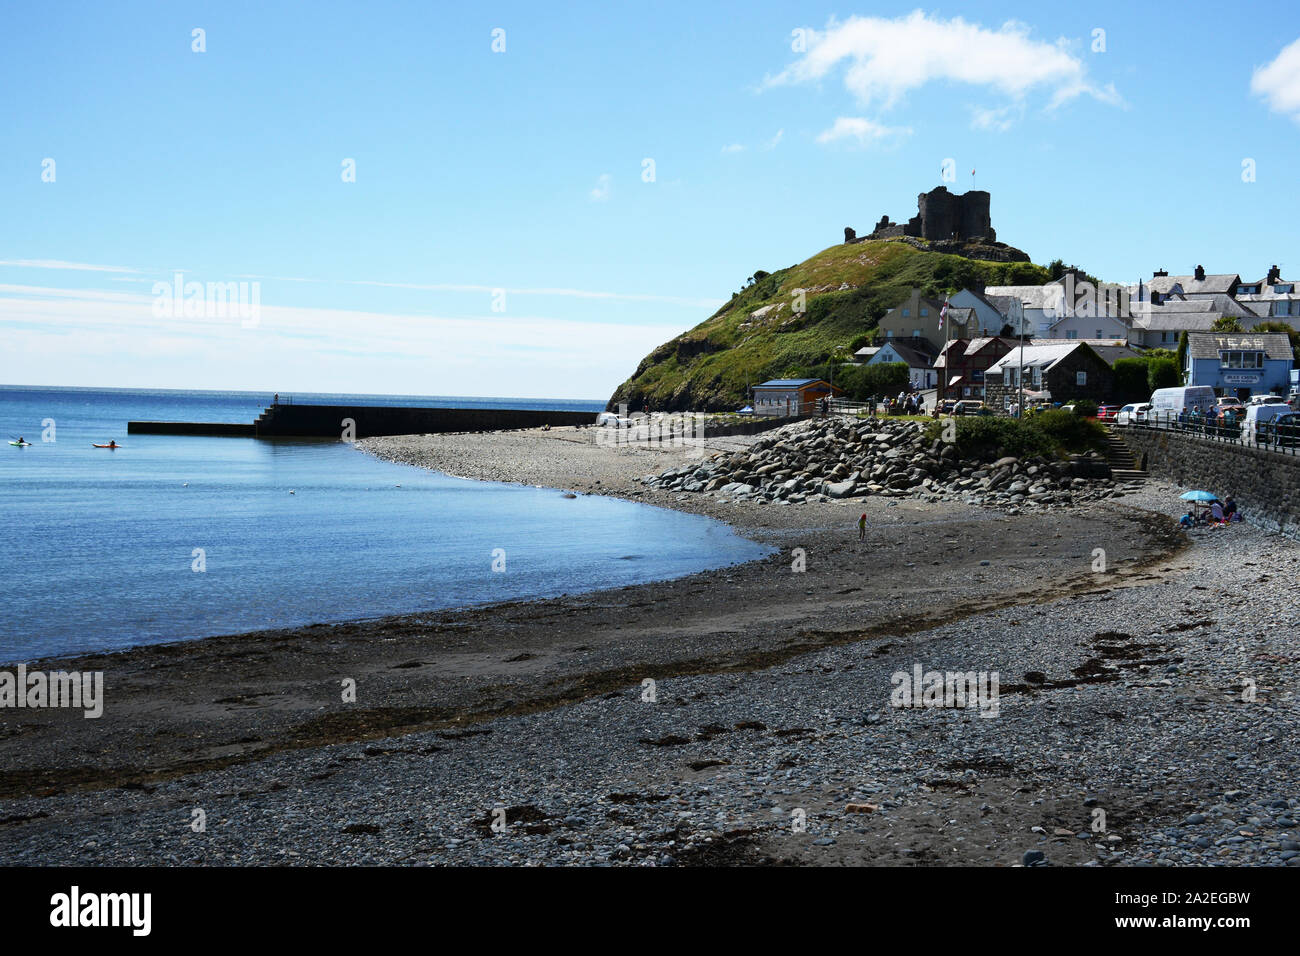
[868,339,939,390]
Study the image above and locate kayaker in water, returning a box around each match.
[16,437,25,445]
[108,440,117,448]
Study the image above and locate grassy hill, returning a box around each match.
[608,238,1052,412]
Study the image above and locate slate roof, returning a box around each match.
[755,379,829,389]
[983,284,1067,311]
[986,342,1088,375]
[876,341,937,368]
[1147,272,1242,296]
[1186,332,1294,361]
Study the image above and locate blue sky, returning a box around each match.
[3,1,1299,398]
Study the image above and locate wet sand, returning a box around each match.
[0,426,1181,805]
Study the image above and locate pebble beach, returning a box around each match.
[1,423,1296,867]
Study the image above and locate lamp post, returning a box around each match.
[1019,300,1028,417]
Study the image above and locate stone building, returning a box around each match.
[867,187,995,242]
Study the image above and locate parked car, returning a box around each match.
[1096,405,1119,422]
[1216,396,1244,411]
[595,412,630,427]
[1115,402,1151,425]
[1256,411,1300,447]
[938,399,958,414]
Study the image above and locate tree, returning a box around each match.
[1252,320,1300,355]
[1175,330,1189,372]
[1148,356,1181,391]
[1211,316,1245,333]
[1112,357,1151,404]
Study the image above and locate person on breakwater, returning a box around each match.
[858,513,867,541]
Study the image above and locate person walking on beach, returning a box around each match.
[858,513,867,541]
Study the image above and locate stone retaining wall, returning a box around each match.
[1119,427,1300,537]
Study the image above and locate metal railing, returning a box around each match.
[1117,410,1300,456]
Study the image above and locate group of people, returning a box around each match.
[879,392,924,416]
[1168,404,1237,436]
[1179,495,1242,528]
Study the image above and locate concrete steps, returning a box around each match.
[1103,426,1147,485]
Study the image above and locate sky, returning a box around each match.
[3,1,1300,399]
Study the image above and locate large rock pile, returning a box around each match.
[639,416,1128,512]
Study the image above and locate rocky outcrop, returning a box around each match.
[639,417,1128,512]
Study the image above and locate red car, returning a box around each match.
[1096,405,1119,422]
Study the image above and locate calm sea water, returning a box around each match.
[0,386,768,662]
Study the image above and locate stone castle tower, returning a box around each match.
[865,186,995,242]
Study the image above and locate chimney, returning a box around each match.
[1153,269,1167,278]
[1194,264,1206,281]
[1268,264,1281,284]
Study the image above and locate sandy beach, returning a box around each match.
[2,424,1298,867]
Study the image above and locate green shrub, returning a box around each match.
[925,410,1107,460]
[1111,357,1151,404]
[1071,399,1098,418]
[1031,409,1107,452]
[1148,356,1181,391]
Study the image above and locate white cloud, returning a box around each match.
[0,284,683,397]
[815,117,911,146]
[721,143,746,153]
[766,12,1122,119]
[0,258,139,273]
[762,129,784,150]
[1252,37,1300,120]
[971,103,1025,132]
[589,173,612,201]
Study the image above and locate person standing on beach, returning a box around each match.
[858,513,867,541]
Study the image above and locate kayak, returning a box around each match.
[8,441,31,446]
[92,443,121,449]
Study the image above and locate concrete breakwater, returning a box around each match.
[130,404,598,438]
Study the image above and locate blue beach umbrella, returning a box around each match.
[1179,490,1218,502]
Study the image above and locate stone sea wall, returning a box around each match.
[1120,427,1300,537]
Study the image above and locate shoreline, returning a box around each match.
[2,426,1182,799]
[7,425,1298,867]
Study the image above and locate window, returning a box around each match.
[902,309,910,317]
[1219,350,1265,369]
[1066,330,1078,340]
[886,329,894,338]
[912,329,921,337]
[920,308,928,317]
[973,370,984,383]
[1076,371,1087,386]
[1096,329,1104,338]
[1162,332,1174,343]
[1277,284,1294,293]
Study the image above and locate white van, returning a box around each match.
[1241,402,1292,443]
[1148,386,1216,428]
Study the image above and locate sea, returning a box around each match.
[0,386,769,662]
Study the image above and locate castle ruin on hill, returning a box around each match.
[844,186,1027,262]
